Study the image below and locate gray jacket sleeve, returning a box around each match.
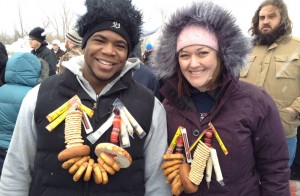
[0,85,39,196]
[144,98,171,196]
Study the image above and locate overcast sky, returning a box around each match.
[0,0,299,39]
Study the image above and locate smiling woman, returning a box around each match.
[152,1,290,195]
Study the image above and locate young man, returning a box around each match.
[28,27,57,75]
[0,0,170,195]
[240,0,300,167]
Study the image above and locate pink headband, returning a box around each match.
[176,25,218,52]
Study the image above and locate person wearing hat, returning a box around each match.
[0,0,170,196]
[28,26,57,75]
[142,43,154,67]
[56,28,83,74]
[51,39,65,65]
[152,1,289,195]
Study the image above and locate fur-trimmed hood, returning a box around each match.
[152,1,251,79]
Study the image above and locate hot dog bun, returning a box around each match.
[58,145,90,161]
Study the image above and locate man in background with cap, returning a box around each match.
[57,28,83,74]
[28,26,57,75]
[0,0,170,195]
[51,39,65,65]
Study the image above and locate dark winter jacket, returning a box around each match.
[161,71,290,196]
[153,1,290,195]
[133,63,162,101]
[51,48,65,64]
[30,69,154,196]
[31,42,57,75]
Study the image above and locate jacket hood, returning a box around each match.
[5,52,42,86]
[152,1,251,79]
[63,55,141,98]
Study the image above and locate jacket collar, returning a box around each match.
[57,68,133,101]
[161,71,236,125]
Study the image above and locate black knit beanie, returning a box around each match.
[29,27,46,43]
[76,0,143,56]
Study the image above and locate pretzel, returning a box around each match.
[171,175,183,196]
[163,164,181,176]
[93,163,103,184]
[69,156,89,174]
[99,164,108,184]
[161,159,183,170]
[73,162,88,181]
[84,159,94,181]
[97,157,116,175]
[62,157,82,169]
[166,169,180,184]
[100,152,120,172]
[163,153,184,161]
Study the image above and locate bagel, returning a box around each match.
[95,143,132,168]
[179,163,198,194]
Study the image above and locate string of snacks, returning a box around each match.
[162,123,228,195]
[46,96,144,184]
[162,126,186,195]
[87,98,146,144]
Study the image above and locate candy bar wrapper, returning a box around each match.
[113,98,146,139]
[166,126,182,154]
[210,147,225,186]
[120,119,130,148]
[46,95,79,122]
[205,155,213,187]
[122,105,146,139]
[180,127,192,163]
[82,111,93,134]
[46,110,68,132]
[87,113,114,144]
[119,108,134,138]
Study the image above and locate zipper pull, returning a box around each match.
[93,102,97,109]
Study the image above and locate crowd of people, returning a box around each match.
[0,0,299,195]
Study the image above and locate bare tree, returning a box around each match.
[60,0,74,39]
[42,17,51,31]
[0,31,14,44]
[12,0,26,40]
[17,2,25,38]
[44,0,74,40]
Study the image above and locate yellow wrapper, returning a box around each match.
[46,95,79,122]
[46,110,68,131]
[79,103,94,118]
[209,123,228,155]
[166,126,182,154]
